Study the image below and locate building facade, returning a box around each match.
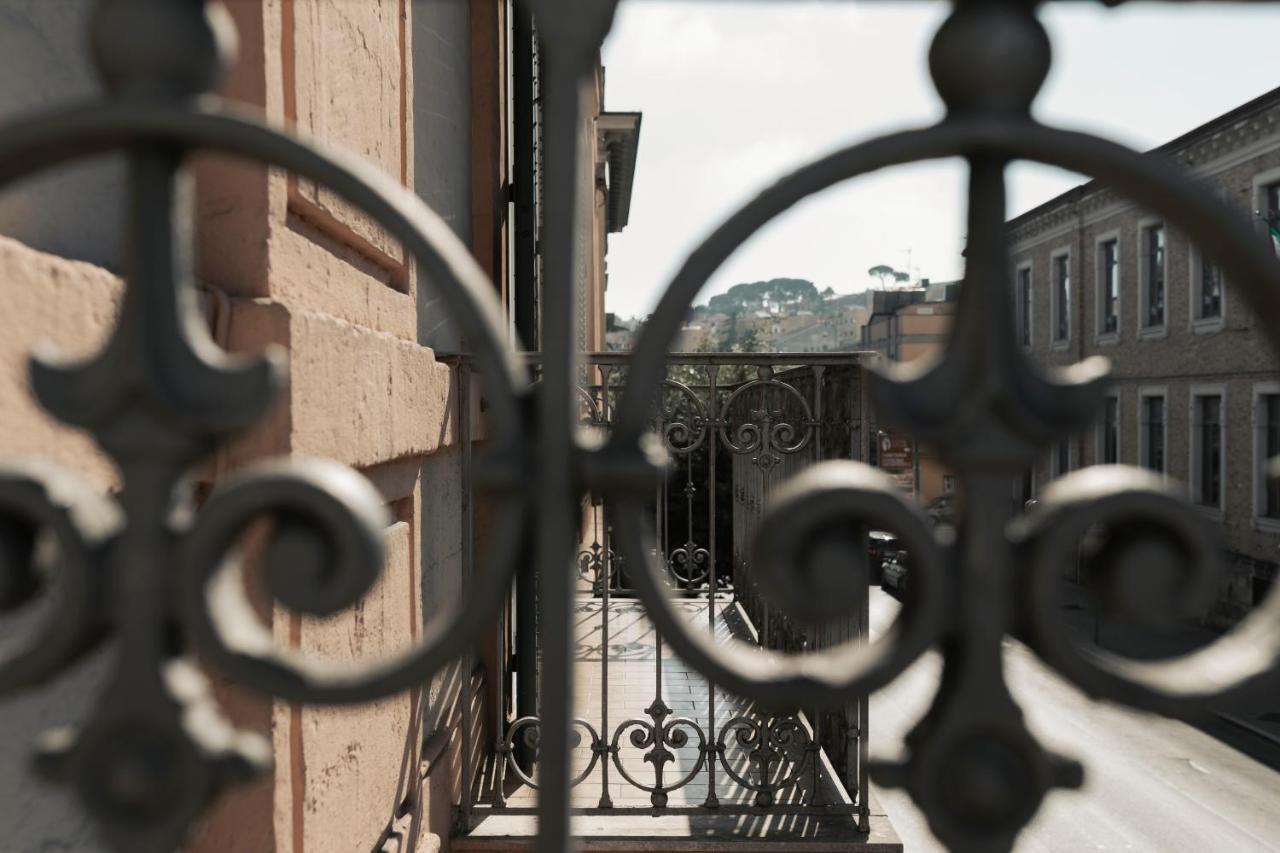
[862,286,961,504]
[0,2,634,851]
[1011,86,1280,629]
[861,285,960,364]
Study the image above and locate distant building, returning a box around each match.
[773,322,837,352]
[861,284,962,504]
[861,284,960,362]
[604,312,636,351]
[1009,85,1280,629]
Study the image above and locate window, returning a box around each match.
[1099,238,1119,337]
[1254,386,1280,525]
[1017,265,1032,348]
[1053,440,1071,477]
[1187,245,1218,327]
[1098,395,1119,464]
[1252,173,1280,258]
[1267,182,1280,258]
[1141,223,1165,329]
[1191,392,1223,510]
[1140,393,1165,473]
[1267,395,1280,516]
[1052,251,1070,344]
[1257,574,1275,608]
[1198,255,1223,321]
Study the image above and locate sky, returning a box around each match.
[599,1,1280,319]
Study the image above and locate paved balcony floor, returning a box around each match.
[463,596,901,850]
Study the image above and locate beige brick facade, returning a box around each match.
[0,2,543,851]
[1011,88,1280,628]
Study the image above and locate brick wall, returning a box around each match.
[1012,102,1280,630]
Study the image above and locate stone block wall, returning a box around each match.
[0,1,495,851]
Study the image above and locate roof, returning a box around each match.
[1007,85,1280,230]
[598,111,642,233]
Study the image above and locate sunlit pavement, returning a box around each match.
[867,587,1280,852]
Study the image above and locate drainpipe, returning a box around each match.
[511,0,540,755]
[512,0,539,351]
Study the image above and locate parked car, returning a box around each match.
[881,550,910,597]
[867,530,899,582]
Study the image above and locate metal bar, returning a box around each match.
[516,352,871,366]
[467,804,862,818]
[810,363,825,801]
[460,359,474,832]
[704,364,720,809]
[511,0,539,351]
[597,366,614,809]
[531,46,587,853]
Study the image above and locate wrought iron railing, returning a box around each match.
[2,2,1280,853]
[462,352,871,827]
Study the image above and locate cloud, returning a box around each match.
[601,1,1280,318]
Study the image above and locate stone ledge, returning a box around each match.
[0,234,122,491]
[452,809,902,853]
[218,297,456,473]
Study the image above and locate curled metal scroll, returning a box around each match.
[576,385,605,427]
[1014,465,1242,711]
[576,541,622,591]
[666,539,710,585]
[503,717,604,790]
[654,379,710,455]
[0,459,117,693]
[0,3,527,849]
[716,714,813,808]
[718,368,816,470]
[0,97,536,708]
[610,712,708,808]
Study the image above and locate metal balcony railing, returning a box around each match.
[457,352,872,829]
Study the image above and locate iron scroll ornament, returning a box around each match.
[0,2,528,850]
[602,3,1280,852]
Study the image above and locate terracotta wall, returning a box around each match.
[0,237,120,852]
[0,1,500,851]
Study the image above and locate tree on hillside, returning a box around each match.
[868,264,910,290]
[705,278,819,314]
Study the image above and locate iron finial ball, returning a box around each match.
[929,0,1051,116]
[89,0,237,97]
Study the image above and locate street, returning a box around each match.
[867,587,1280,852]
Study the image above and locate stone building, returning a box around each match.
[861,285,962,504]
[0,2,636,851]
[1010,85,1280,629]
[861,284,960,364]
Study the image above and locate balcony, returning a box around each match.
[450,352,902,850]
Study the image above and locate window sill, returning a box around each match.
[1193,503,1224,523]
[1138,325,1168,341]
[1095,332,1120,346]
[1050,339,1070,351]
[1253,516,1280,535]
[1191,317,1224,335]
